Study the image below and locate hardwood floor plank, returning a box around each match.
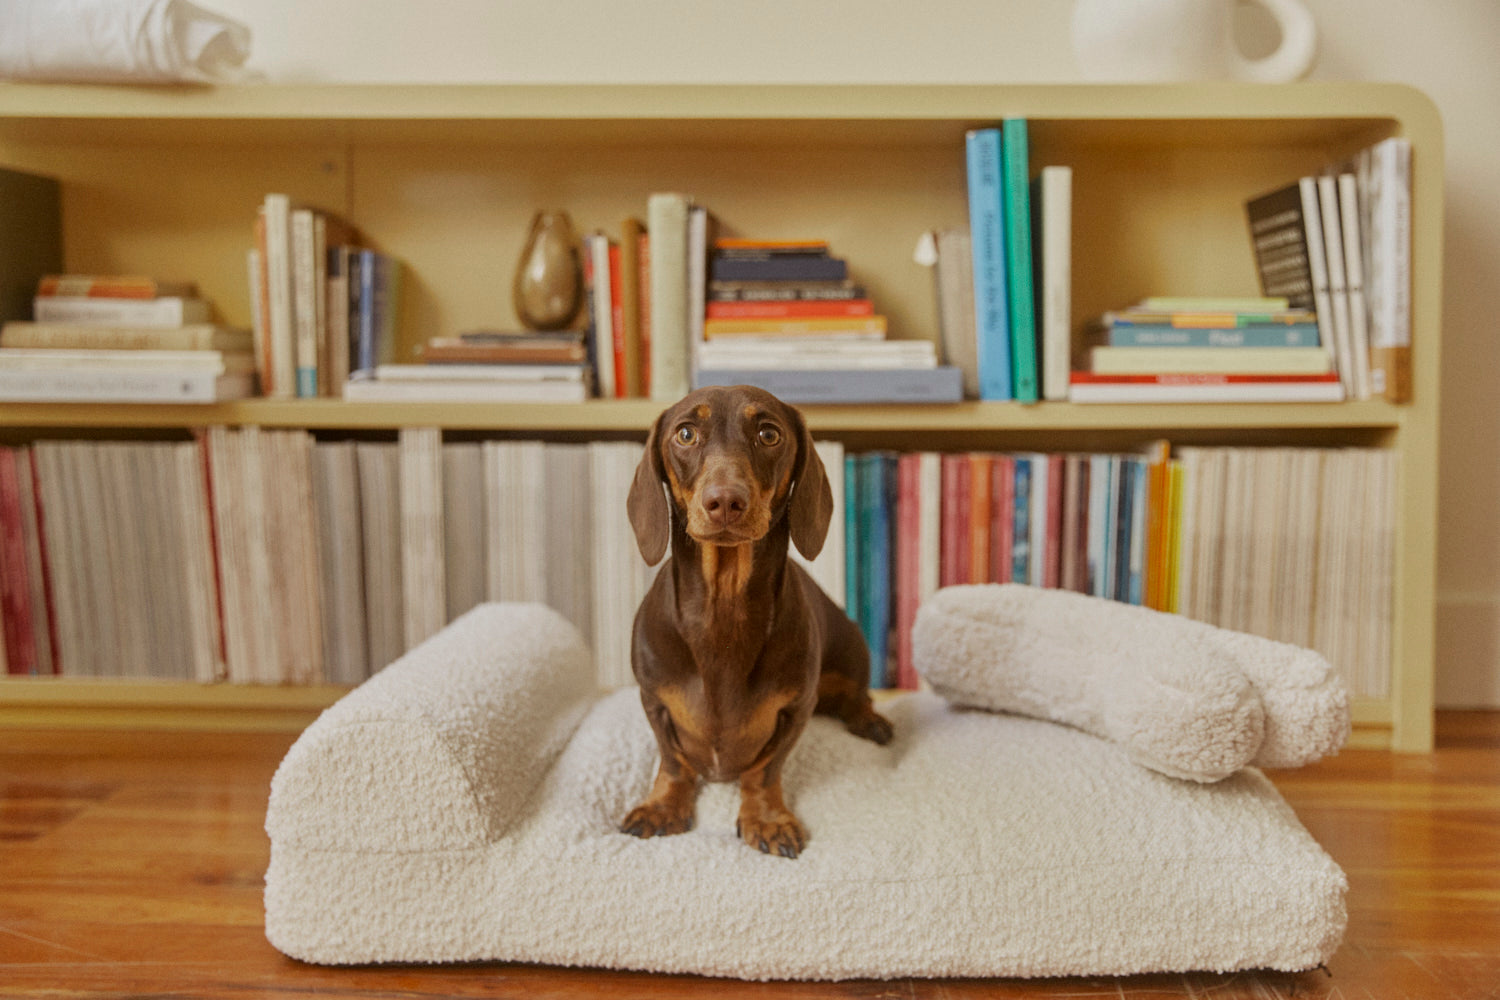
[2,714,1498,999]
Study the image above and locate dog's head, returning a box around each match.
[627,385,832,565]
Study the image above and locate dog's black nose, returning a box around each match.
[701,484,748,527]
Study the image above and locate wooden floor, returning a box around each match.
[2,714,1498,1000]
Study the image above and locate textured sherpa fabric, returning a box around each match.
[911,584,1351,781]
[264,601,1348,980]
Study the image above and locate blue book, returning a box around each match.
[693,367,962,404]
[1107,323,1322,347]
[1011,456,1032,584]
[1126,457,1149,606]
[965,128,1012,400]
[1113,460,1137,604]
[349,250,402,382]
[1001,119,1038,403]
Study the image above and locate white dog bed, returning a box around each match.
[264,593,1349,981]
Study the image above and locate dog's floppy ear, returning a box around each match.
[786,409,833,560]
[627,411,672,565]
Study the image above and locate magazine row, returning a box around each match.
[0,435,1393,699]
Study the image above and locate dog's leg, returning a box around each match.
[736,764,807,859]
[816,671,895,746]
[621,758,700,839]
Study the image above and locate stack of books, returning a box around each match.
[1245,136,1411,402]
[0,275,255,403]
[251,194,405,399]
[692,238,961,404]
[1068,297,1344,403]
[342,330,592,403]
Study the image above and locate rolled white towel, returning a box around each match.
[0,0,256,84]
[912,584,1348,781]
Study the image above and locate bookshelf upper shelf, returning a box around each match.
[0,81,1435,149]
[0,399,1408,435]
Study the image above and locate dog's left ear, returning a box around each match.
[787,410,833,560]
[627,411,671,565]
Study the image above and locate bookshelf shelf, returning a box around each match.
[0,81,1442,751]
[0,398,1406,434]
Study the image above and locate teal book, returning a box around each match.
[844,454,862,641]
[965,128,1012,400]
[857,453,894,688]
[1002,119,1038,403]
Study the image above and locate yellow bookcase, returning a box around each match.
[0,82,1442,750]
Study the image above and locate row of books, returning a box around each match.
[0,276,257,403]
[250,194,404,399]
[1077,136,1413,405]
[0,433,1392,699]
[1246,137,1412,403]
[921,121,1072,404]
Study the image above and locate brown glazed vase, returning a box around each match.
[512,210,583,331]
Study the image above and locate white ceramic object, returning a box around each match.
[1071,0,1317,82]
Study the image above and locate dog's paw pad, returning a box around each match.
[737,811,808,859]
[620,802,695,839]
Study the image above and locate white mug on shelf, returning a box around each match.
[1071,0,1318,83]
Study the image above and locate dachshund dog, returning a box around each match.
[622,385,893,859]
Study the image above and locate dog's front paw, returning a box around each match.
[737,808,808,859]
[620,800,696,839]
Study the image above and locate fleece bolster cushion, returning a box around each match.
[911,584,1350,781]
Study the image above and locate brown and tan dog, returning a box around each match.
[622,385,893,858]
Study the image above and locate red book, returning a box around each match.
[0,449,38,675]
[609,242,627,398]
[704,299,875,320]
[894,454,923,691]
[967,454,991,584]
[939,454,967,587]
[1043,454,1066,589]
[989,455,1015,584]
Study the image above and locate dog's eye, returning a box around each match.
[675,425,697,445]
[758,425,782,447]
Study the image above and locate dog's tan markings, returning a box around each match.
[743,404,759,423]
[694,403,711,421]
[698,541,755,602]
[664,461,694,511]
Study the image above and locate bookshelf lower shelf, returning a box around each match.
[0,677,1400,748]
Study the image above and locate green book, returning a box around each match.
[0,167,62,323]
[1002,119,1038,403]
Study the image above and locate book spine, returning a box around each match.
[0,368,251,403]
[647,193,691,403]
[704,299,875,320]
[292,208,319,398]
[692,367,962,404]
[965,128,1012,400]
[1106,323,1320,347]
[1002,119,1038,403]
[1035,166,1072,402]
[32,297,210,326]
[708,256,848,282]
[262,194,296,399]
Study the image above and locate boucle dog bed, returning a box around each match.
[264,590,1349,981]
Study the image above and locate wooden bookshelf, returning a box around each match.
[0,82,1442,750]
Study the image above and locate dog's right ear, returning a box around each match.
[627,411,671,565]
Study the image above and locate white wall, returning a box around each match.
[213,0,1500,706]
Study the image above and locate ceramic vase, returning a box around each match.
[1070,0,1317,82]
[512,210,583,331]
